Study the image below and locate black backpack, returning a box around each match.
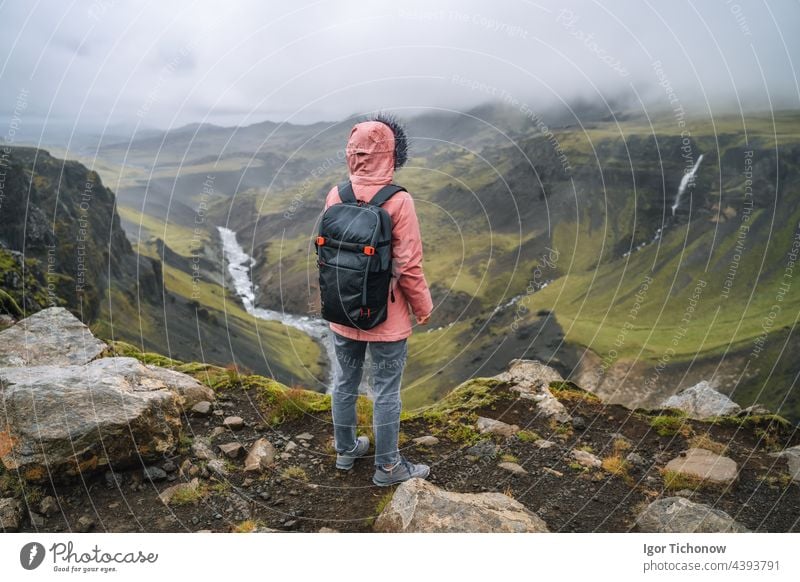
[315,180,404,329]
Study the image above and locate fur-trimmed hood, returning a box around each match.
[345,114,408,186]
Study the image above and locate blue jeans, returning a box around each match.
[331,332,408,466]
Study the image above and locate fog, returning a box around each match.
[1,0,798,135]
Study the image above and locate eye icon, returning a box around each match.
[20,542,46,570]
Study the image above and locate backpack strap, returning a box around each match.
[369,184,404,207]
[337,180,356,203]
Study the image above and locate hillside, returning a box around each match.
[0,308,798,533]
[195,109,800,422]
[0,147,323,387]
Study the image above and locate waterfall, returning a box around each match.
[672,154,704,216]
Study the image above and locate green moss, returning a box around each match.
[647,410,693,437]
[254,379,331,426]
[411,377,502,419]
[0,289,24,318]
[446,423,481,445]
[516,430,541,442]
[549,381,601,403]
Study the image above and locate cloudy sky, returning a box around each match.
[1,0,798,135]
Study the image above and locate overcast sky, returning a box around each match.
[1,0,798,135]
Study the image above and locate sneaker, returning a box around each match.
[335,436,370,470]
[372,456,430,487]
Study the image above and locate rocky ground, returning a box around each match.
[1,308,799,533]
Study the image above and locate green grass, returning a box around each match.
[118,205,211,257]
[170,482,205,505]
[660,469,723,493]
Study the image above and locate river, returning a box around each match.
[217,226,337,390]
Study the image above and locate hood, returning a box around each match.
[346,114,408,186]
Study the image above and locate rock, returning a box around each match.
[139,364,215,410]
[39,495,59,517]
[493,359,571,423]
[674,489,696,498]
[532,391,572,424]
[0,307,107,367]
[158,477,200,505]
[0,357,187,482]
[318,527,338,533]
[664,448,738,484]
[143,466,168,481]
[76,515,95,532]
[295,432,314,441]
[770,444,800,483]
[179,459,193,477]
[476,416,519,437]
[192,401,213,416]
[498,462,528,475]
[284,441,298,453]
[374,478,548,533]
[191,438,216,461]
[207,459,228,477]
[534,439,556,449]
[541,467,563,477]
[413,436,439,446]
[571,449,602,468]
[738,404,772,416]
[209,427,226,438]
[244,438,276,472]
[218,442,244,459]
[493,359,564,392]
[662,381,741,419]
[29,511,45,527]
[625,452,647,467]
[571,416,587,431]
[466,440,498,459]
[636,497,749,532]
[0,497,23,531]
[162,459,177,473]
[223,416,245,431]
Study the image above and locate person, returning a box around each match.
[323,114,433,487]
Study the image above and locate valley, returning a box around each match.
[9,104,800,423]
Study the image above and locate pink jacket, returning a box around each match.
[324,120,433,342]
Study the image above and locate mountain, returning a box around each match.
[0,147,323,387]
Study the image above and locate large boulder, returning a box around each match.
[662,381,741,419]
[664,448,738,484]
[374,478,548,533]
[636,497,749,532]
[0,357,214,482]
[0,307,107,367]
[493,359,571,423]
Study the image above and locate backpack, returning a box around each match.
[315,180,404,329]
